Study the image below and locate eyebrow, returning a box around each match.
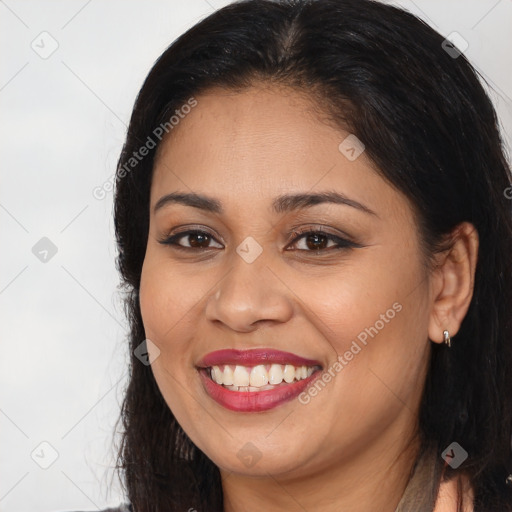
[153,191,378,217]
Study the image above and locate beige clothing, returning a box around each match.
[394,442,474,512]
[434,474,474,512]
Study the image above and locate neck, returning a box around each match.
[221,423,421,512]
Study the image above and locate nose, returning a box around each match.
[205,253,294,333]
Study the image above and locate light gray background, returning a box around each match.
[1,1,511,511]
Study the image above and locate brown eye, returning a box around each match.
[302,232,331,250]
[159,230,223,250]
[186,232,211,248]
[287,228,360,252]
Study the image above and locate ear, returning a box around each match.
[428,222,479,344]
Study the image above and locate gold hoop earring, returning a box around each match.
[443,330,451,348]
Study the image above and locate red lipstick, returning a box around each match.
[197,348,322,413]
[197,348,322,369]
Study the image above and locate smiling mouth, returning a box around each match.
[196,348,324,412]
[205,363,322,392]
[198,364,322,412]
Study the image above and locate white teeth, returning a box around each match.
[258,384,276,391]
[283,364,295,383]
[249,365,268,387]
[268,364,284,385]
[209,363,320,389]
[223,365,234,385]
[233,365,250,387]
[212,366,223,385]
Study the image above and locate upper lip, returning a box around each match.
[197,348,322,368]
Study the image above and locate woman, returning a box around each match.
[105,0,512,510]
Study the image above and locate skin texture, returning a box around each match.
[139,83,479,512]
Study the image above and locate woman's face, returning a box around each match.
[139,84,433,478]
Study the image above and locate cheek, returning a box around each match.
[291,257,410,352]
[139,255,205,432]
[295,243,429,405]
[138,256,196,390]
[139,252,196,341]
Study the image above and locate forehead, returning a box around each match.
[150,84,404,220]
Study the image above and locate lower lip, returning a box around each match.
[198,368,320,412]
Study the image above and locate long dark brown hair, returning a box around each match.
[113,1,512,510]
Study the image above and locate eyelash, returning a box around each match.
[157,226,360,253]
